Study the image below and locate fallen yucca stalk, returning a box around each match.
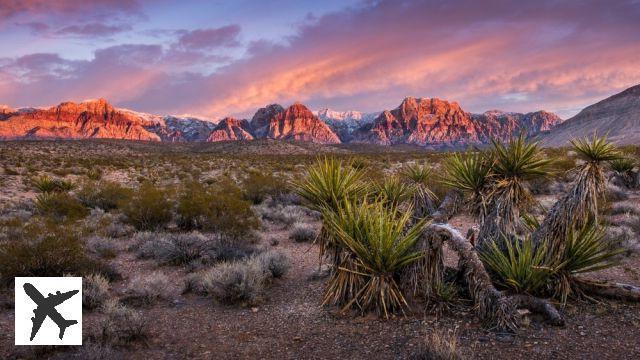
[322,199,427,318]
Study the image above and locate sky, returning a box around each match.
[0,0,639,120]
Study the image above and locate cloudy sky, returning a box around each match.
[1,0,639,120]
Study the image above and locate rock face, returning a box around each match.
[472,110,562,140]
[353,97,562,147]
[263,103,341,144]
[148,116,218,142]
[0,99,161,141]
[316,108,379,142]
[206,117,254,142]
[250,104,285,138]
[542,84,640,146]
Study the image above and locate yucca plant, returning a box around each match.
[610,157,636,187]
[441,151,493,219]
[477,136,551,249]
[553,223,623,303]
[610,157,635,174]
[532,134,620,260]
[370,176,415,210]
[293,157,367,260]
[401,163,438,219]
[32,175,75,193]
[480,235,555,295]
[322,199,427,318]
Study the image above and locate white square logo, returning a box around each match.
[15,277,82,345]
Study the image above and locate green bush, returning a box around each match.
[0,221,100,286]
[122,182,172,230]
[77,181,133,211]
[242,171,287,204]
[176,180,260,238]
[35,192,88,220]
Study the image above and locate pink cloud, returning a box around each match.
[56,23,132,36]
[1,0,639,119]
[174,25,241,50]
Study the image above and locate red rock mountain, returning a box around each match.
[250,104,285,138]
[262,103,341,144]
[0,99,160,141]
[353,97,562,147]
[206,117,254,142]
[542,84,640,146]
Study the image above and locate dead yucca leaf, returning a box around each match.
[323,199,427,318]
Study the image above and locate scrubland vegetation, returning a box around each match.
[0,139,639,359]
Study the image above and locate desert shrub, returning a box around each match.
[0,221,87,286]
[123,271,172,306]
[72,342,121,360]
[176,180,260,238]
[31,175,75,193]
[255,250,290,278]
[86,236,119,259]
[86,168,103,181]
[35,192,88,220]
[122,182,172,230]
[136,232,255,266]
[254,203,305,227]
[100,300,147,345]
[77,181,133,211]
[610,203,640,216]
[200,260,267,306]
[83,274,110,310]
[242,170,287,204]
[606,184,629,202]
[289,223,316,242]
[199,251,290,306]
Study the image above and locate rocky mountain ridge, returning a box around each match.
[0,96,566,146]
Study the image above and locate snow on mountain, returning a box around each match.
[314,108,379,141]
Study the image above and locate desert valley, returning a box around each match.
[2,1,640,359]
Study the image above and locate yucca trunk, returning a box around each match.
[411,184,437,220]
[532,162,605,260]
[475,183,523,251]
[402,230,444,300]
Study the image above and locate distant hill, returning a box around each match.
[542,84,640,146]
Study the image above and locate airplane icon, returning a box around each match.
[23,283,79,341]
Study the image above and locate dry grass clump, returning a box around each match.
[123,271,173,306]
[412,329,463,360]
[289,222,317,242]
[83,273,110,310]
[122,181,172,231]
[253,203,307,227]
[99,300,148,345]
[197,250,290,306]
